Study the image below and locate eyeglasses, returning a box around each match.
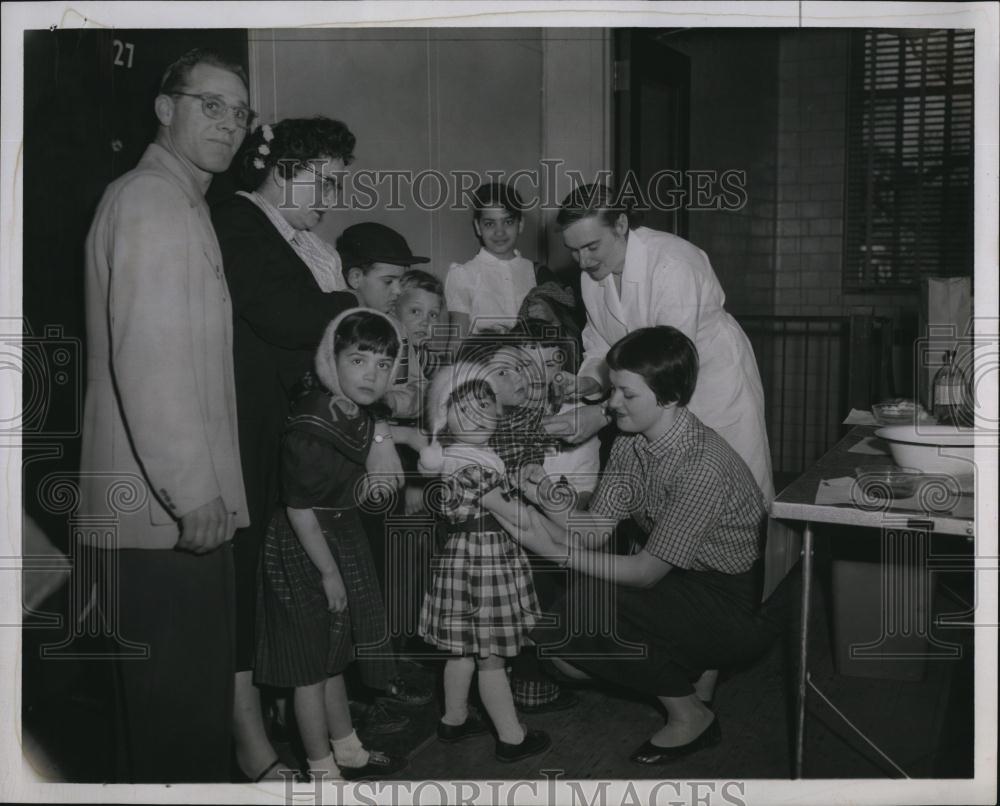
[301,165,343,198]
[171,92,255,129]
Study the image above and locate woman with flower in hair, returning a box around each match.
[212,118,405,781]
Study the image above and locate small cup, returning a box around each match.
[872,399,922,426]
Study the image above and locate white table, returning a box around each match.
[769,426,975,778]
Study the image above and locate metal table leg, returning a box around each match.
[794,522,814,779]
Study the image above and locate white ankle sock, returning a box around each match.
[477,668,525,744]
[307,753,342,781]
[331,730,369,768]
[442,658,475,726]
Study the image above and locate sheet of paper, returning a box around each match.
[847,436,891,456]
[842,408,878,425]
[816,476,974,519]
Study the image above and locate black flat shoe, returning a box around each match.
[339,750,408,781]
[629,718,722,765]
[437,716,489,743]
[495,729,551,763]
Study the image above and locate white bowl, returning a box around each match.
[875,425,976,479]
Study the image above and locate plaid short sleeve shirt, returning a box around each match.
[590,407,766,573]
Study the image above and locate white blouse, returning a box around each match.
[444,248,536,332]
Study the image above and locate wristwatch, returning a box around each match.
[372,432,393,445]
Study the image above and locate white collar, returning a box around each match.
[477,247,524,265]
[237,190,298,243]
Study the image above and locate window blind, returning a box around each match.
[844,29,974,290]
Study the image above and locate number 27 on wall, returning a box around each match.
[113,39,135,69]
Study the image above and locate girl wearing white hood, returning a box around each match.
[254,308,412,781]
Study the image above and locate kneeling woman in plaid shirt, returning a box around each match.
[485,325,783,766]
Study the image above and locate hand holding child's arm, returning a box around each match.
[541,404,610,445]
[482,492,566,558]
[286,507,348,612]
[557,373,604,403]
[517,463,546,490]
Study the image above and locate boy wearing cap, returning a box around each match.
[337,222,430,315]
[338,221,437,711]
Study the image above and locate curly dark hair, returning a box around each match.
[239,116,356,190]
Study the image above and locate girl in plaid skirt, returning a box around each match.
[417,364,551,762]
[255,309,412,781]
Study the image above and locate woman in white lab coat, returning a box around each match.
[550,184,773,500]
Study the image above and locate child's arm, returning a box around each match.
[362,421,403,499]
[383,384,421,420]
[389,424,429,452]
[514,477,617,550]
[286,507,347,612]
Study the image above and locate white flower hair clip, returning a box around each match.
[251,123,274,170]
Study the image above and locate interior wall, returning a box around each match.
[665,29,781,317]
[249,28,609,279]
[774,30,918,324]
[541,28,612,271]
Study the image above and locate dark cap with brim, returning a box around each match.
[336,222,430,268]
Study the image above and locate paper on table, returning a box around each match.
[815,476,974,519]
[842,408,878,425]
[847,436,891,456]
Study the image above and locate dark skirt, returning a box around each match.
[533,562,782,697]
[255,506,397,688]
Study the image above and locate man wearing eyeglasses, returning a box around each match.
[79,49,253,782]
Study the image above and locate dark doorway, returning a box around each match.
[613,30,691,237]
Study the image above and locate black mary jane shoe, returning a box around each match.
[495,729,552,763]
[436,715,490,743]
[338,749,408,781]
[629,718,722,766]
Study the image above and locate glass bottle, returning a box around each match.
[932,350,972,427]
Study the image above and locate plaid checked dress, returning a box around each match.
[255,390,396,689]
[419,446,541,659]
[490,404,569,706]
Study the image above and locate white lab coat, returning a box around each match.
[579,227,774,500]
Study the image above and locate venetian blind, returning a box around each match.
[844,29,974,290]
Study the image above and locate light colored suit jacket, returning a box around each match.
[79,142,249,548]
[579,226,774,500]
